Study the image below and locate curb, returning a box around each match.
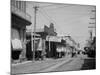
[11,61,32,66]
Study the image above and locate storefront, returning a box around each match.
[11,4,31,61]
[45,36,67,58]
[26,33,41,60]
[25,23,57,60]
[11,14,31,61]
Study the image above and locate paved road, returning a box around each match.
[11,55,96,74]
[44,55,96,72]
[45,56,84,72]
[11,55,71,74]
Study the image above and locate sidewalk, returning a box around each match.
[11,55,72,74]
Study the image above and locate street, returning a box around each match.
[48,55,96,72]
[11,55,72,74]
[11,54,96,74]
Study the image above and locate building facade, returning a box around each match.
[11,0,31,61]
[26,23,57,59]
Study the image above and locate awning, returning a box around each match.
[11,39,22,50]
[57,47,66,52]
[46,36,61,42]
[26,32,41,37]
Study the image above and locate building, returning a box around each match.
[46,36,67,58]
[63,36,79,55]
[11,0,31,61]
[26,23,58,59]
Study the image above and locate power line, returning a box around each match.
[27,1,75,11]
[38,9,58,31]
[42,5,75,10]
[38,4,57,8]
[39,8,57,25]
[88,9,96,39]
[38,8,61,33]
[38,9,52,23]
[38,8,63,34]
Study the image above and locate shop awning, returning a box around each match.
[46,36,61,42]
[11,39,22,50]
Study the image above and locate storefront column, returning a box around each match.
[23,29,26,59]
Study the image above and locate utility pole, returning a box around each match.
[88,26,95,40]
[88,9,96,40]
[31,6,38,61]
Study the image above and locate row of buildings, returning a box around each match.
[11,0,79,62]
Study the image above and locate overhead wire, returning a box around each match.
[27,1,95,34]
[38,8,61,32]
[27,1,60,30]
[39,8,58,25]
[38,9,58,32]
[27,1,75,10]
[38,10,52,23]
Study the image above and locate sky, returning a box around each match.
[26,1,96,48]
